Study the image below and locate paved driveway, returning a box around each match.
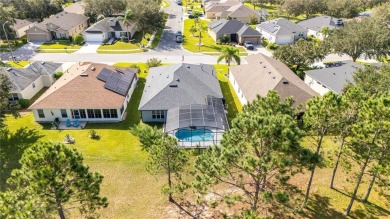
[1,41,43,61]
[75,42,101,54]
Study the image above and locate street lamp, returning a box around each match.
[2,21,15,62]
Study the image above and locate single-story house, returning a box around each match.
[204,0,240,19]
[26,12,89,42]
[304,61,364,95]
[216,4,261,24]
[229,53,317,106]
[63,1,86,15]
[0,62,62,102]
[208,19,261,44]
[297,16,343,40]
[29,63,138,123]
[256,18,307,44]
[12,19,36,38]
[82,17,137,43]
[139,63,229,148]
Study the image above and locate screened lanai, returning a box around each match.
[164,96,229,148]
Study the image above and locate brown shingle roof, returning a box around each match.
[230,54,318,106]
[30,63,137,109]
[13,19,33,30]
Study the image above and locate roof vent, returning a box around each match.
[272,76,275,79]
[91,67,96,71]
[263,66,266,68]
[41,61,45,65]
[176,78,180,82]
[6,68,12,71]
[186,65,190,69]
[259,61,262,64]
[268,71,271,74]
[169,84,178,87]
[80,73,88,77]
[333,73,336,75]
[283,81,289,84]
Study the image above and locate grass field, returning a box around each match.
[7,61,30,68]
[37,42,81,53]
[2,62,388,218]
[183,19,248,56]
[244,2,306,23]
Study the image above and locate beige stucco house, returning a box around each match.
[26,12,89,42]
[12,19,36,38]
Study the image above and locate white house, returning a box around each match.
[304,61,364,95]
[29,63,138,123]
[297,16,343,40]
[256,18,308,44]
[229,53,317,107]
[0,62,63,102]
[82,17,137,43]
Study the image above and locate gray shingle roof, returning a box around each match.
[12,19,33,30]
[84,17,134,34]
[257,18,307,36]
[304,61,364,94]
[139,64,223,111]
[297,16,339,32]
[0,62,62,92]
[31,12,88,32]
[208,19,260,36]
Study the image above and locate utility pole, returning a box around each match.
[2,21,15,62]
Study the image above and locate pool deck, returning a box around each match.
[169,131,224,148]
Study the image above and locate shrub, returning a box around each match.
[130,64,141,73]
[249,14,258,25]
[73,34,84,45]
[219,34,230,44]
[18,99,30,108]
[89,130,100,140]
[261,39,269,47]
[55,72,63,80]
[22,38,28,44]
[267,43,279,50]
[146,58,162,68]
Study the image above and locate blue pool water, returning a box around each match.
[175,128,214,142]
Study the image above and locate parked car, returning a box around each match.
[176,31,182,37]
[244,41,254,50]
[188,14,198,19]
[176,36,183,43]
[175,0,182,5]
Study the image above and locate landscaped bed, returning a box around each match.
[37,42,82,53]
[183,19,248,56]
[7,61,30,68]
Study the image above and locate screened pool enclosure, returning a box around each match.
[164,96,229,148]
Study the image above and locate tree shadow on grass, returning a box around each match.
[0,127,43,191]
[219,80,239,125]
[302,194,347,219]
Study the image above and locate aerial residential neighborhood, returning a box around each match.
[0,0,389,218]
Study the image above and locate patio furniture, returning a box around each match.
[73,119,80,127]
[66,119,71,127]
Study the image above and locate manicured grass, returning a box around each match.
[0,39,27,52]
[96,31,152,54]
[183,19,248,56]
[7,61,30,68]
[37,42,81,53]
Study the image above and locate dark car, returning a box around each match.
[176,31,182,37]
[188,14,198,19]
[244,41,254,50]
[176,36,183,43]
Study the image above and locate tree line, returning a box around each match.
[133,64,390,218]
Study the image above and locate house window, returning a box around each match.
[37,109,45,118]
[152,110,165,119]
[60,33,66,38]
[87,109,95,118]
[61,109,68,118]
[93,109,102,118]
[103,109,111,118]
[110,109,118,118]
[8,93,19,101]
[32,83,35,88]
[79,109,87,118]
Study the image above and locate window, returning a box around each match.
[103,109,111,118]
[37,109,45,118]
[60,33,66,38]
[61,109,67,118]
[94,109,102,118]
[87,109,95,118]
[32,83,35,88]
[8,93,19,101]
[152,110,165,119]
[110,109,118,118]
[79,109,86,118]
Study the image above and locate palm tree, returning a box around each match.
[122,10,134,40]
[321,26,329,39]
[189,26,197,37]
[217,47,241,66]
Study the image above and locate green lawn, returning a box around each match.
[97,32,155,54]
[0,38,27,52]
[7,61,30,68]
[244,2,306,23]
[37,42,81,53]
[183,19,248,56]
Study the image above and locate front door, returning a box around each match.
[111,32,116,38]
[230,34,237,43]
[50,31,56,40]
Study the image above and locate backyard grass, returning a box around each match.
[7,61,30,68]
[183,19,248,56]
[37,42,81,53]
[244,2,306,23]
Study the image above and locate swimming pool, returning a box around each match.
[175,128,214,142]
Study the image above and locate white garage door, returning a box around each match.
[83,33,104,42]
